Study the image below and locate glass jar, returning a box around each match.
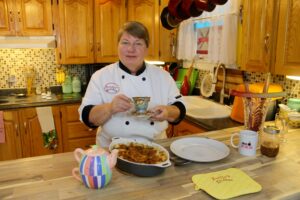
[72,76,81,93]
[260,125,280,157]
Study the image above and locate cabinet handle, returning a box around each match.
[9,11,14,23]
[24,122,27,132]
[88,128,93,132]
[15,124,19,137]
[17,11,21,22]
[264,34,270,53]
[97,43,101,52]
[90,43,94,52]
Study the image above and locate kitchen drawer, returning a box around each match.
[63,104,81,122]
[67,137,96,151]
[66,122,97,139]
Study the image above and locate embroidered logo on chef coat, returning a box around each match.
[104,82,120,94]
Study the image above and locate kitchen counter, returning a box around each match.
[0,93,82,110]
[185,115,242,131]
[1,126,300,200]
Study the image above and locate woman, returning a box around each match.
[79,21,186,147]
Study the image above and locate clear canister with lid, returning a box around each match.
[260,125,280,157]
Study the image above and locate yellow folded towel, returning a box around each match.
[192,168,262,199]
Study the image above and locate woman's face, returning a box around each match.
[118,32,148,74]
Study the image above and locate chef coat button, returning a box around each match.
[125,121,130,125]
[122,75,125,79]
[142,77,146,81]
[150,121,154,125]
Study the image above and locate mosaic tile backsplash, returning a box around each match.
[0,48,299,101]
[0,49,87,90]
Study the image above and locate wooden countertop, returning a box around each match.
[1,126,300,200]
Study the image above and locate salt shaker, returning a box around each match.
[260,125,280,157]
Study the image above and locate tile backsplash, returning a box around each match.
[1,48,299,100]
[0,48,86,89]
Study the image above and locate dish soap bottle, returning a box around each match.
[72,76,81,93]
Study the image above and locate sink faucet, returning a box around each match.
[213,63,229,104]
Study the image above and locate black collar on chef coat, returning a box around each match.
[119,61,146,76]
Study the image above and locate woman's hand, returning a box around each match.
[89,94,132,126]
[149,105,180,122]
[110,94,133,114]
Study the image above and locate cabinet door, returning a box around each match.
[159,0,177,62]
[241,0,275,72]
[19,107,63,157]
[55,0,94,64]
[173,119,206,137]
[0,0,16,35]
[60,104,97,152]
[94,0,126,63]
[15,0,53,36]
[0,110,22,161]
[127,0,159,60]
[274,0,300,75]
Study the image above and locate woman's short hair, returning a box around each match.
[118,21,149,47]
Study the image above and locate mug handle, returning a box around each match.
[230,132,239,148]
[74,148,85,163]
[72,167,82,182]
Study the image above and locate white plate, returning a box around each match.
[170,137,230,162]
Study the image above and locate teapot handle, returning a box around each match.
[74,148,85,163]
[72,167,82,182]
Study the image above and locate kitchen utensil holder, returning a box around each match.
[231,90,286,132]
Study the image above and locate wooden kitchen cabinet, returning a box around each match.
[53,0,177,64]
[0,110,22,160]
[273,0,300,76]
[241,0,275,73]
[127,0,160,61]
[241,0,300,75]
[127,0,177,62]
[171,119,206,137]
[0,0,53,36]
[94,0,126,63]
[60,103,97,152]
[53,0,94,64]
[0,106,63,161]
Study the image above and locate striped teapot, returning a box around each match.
[72,145,118,189]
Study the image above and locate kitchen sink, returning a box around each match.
[0,99,9,104]
[182,96,231,119]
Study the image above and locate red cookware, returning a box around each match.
[168,0,183,20]
[189,0,203,17]
[161,7,182,30]
[210,0,228,5]
[195,0,216,12]
[180,0,194,19]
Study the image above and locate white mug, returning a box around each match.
[230,130,258,156]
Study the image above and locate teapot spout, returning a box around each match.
[108,149,119,168]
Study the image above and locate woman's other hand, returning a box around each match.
[110,94,133,114]
[149,105,180,122]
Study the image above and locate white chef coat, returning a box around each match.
[79,62,184,148]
